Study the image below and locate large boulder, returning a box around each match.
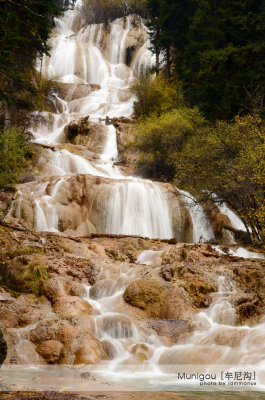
[123,279,165,318]
[65,117,107,154]
[52,296,92,319]
[36,340,63,364]
[74,335,107,364]
[123,279,196,320]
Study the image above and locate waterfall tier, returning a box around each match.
[7,3,245,243]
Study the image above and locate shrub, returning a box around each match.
[0,128,32,189]
[135,107,205,180]
[0,259,49,297]
[131,74,183,117]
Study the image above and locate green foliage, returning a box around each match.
[0,0,62,119]
[0,128,32,189]
[145,0,195,75]
[0,258,49,297]
[131,74,183,117]
[134,108,265,245]
[0,247,45,263]
[144,0,265,119]
[24,262,49,297]
[135,106,205,180]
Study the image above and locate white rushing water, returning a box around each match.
[180,190,215,243]
[7,5,176,239]
[82,273,265,391]
[7,2,249,241]
[3,3,265,395]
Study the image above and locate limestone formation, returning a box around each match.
[36,340,63,364]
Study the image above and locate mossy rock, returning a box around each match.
[123,279,165,310]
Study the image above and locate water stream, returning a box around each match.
[84,274,265,392]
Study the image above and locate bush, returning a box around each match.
[133,107,265,246]
[131,74,183,117]
[135,107,205,180]
[176,114,265,246]
[0,259,49,297]
[0,128,32,189]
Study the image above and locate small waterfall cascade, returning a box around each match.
[6,1,246,243]
[83,273,265,390]
[179,190,215,243]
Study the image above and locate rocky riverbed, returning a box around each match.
[0,224,264,367]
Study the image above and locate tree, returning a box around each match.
[180,0,265,119]
[133,109,265,245]
[145,0,195,77]
[0,0,62,125]
[134,106,205,180]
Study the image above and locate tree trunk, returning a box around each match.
[166,46,171,80]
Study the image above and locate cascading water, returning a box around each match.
[7,3,178,240]
[2,3,265,395]
[179,190,215,243]
[7,0,246,243]
[83,273,265,391]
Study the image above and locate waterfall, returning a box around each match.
[179,190,215,243]
[7,5,177,240]
[7,1,246,242]
[3,2,265,394]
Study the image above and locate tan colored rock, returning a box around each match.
[36,340,63,364]
[65,117,107,154]
[44,278,67,302]
[30,323,58,345]
[69,282,86,297]
[57,322,79,344]
[52,295,92,319]
[89,243,107,258]
[146,319,192,343]
[74,334,106,364]
[123,279,165,317]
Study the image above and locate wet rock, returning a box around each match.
[30,324,58,345]
[185,280,216,308]
[52,296,92,319]
[159,265,177,281]
[0,329,7,364]
[44,278,67,302]
[146,319,191,343]
[74,335,107,364]
[57,322,79,345]
[56,83,100,102]
[36,340,63,364]
[123,278,195,320]
[69,282,86,297]
[0,299,46,328]
[65,117,107,154]
[123,280,165,311]
[235,295,260,322]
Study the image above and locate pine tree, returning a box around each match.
[180,0,265,119]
